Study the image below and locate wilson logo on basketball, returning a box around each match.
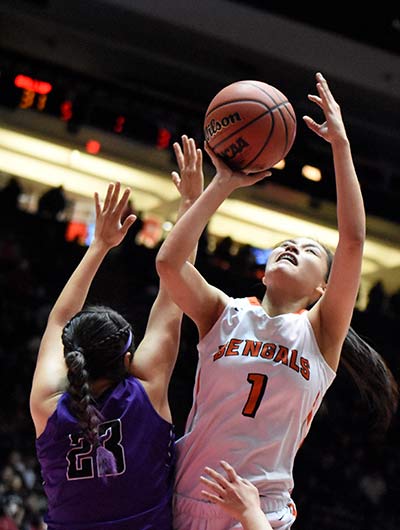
[204,112,242,141]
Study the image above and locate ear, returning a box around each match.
[123,351,133,371]
[315,283,327,298]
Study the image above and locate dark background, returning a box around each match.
[0,2,399,530]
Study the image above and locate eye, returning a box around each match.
[305,248,318,255]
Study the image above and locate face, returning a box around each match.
[264,237,329,299]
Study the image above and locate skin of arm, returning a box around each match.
[30,182,136,437]
[200,461,272,530]
[156,137,271,338]
[130,135,204,421]
[304,73,366,371]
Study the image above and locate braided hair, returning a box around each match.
[62,305,134,474]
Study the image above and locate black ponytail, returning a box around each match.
[62,306,134,475]
[340,326,399,433]
[320,243,399,433]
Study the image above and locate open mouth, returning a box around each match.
[277,252,298,265]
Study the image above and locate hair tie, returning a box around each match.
[121,329,132,354]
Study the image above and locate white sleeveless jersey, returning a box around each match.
[175,297,336,510]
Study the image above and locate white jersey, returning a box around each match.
[175,297,336,511]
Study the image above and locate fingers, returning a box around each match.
[97,182,132,219]
[94,191,101,218]
[307,94,322,108]
[202,461,238,490]
[121,214,137,236]
[103,182,115,212]
[114,187,131,217]
[174,135,200,173]
[203,465,228,486]
[302,115,319,132]
[173,141,184,171]
[201,489,221,503]
[200,474,226,495]
[187,136,197,166]
[171,171,181,189]
[108,181,121,212]
[220,460,238,482]
[203,141,215,160]
[204,141,231,172]
[195,148,203,173]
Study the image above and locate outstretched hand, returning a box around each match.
[303,72,347,144]
[200,461,268,526]
[204,142,271,191]
[172,135,204,201]
[93,182,136,249]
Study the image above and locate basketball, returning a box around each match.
[204,80,296,173]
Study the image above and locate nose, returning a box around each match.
[285,244,299,254]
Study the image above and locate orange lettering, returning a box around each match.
[260,343,276,359]
[242,340,262,357]
[226,338,242,356]
[289,349,300,372]
[213,344,227,361]
[300,358,310,380]
[274,345,289,365]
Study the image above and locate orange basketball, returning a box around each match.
[204,80,296,172]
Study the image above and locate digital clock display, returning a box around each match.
[0,58,198,150]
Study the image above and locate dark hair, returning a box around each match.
[321,243,399,433]
[61,305,134,472]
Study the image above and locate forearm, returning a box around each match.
[240,509,271,530]
[176,196,200,266]
[49,241,110,324]
[332,137,366,243]
[158,179,230,269]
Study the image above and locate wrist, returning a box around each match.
[240,507,267,528]
[211,174,237,196]
[89,239,112,254]
[180,196,199,207]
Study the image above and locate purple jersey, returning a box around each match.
[36,376,175,530]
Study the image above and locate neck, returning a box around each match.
[261,291,308,317]
[90,378,115,398]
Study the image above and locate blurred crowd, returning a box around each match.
[0,178,399,530]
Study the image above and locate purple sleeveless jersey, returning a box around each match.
[35,376,175,530]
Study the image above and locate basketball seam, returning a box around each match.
[205,98,285,118]
[243,105,294,171]
[244,81,296,123]
[209,102,290,151]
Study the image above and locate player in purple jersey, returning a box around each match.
[29,149,203,529]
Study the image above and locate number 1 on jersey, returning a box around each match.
[242,373,268,418]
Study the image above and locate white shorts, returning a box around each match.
[173,493,297,530]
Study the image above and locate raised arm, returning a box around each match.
[304,73,366,370]
[130,136,204,419]
[156,135,271,338]
[30,183,136,436]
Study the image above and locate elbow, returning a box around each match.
[340,233,365,256]
[341,225,366,248]
[351,229,366,247]
[155,252,174,279]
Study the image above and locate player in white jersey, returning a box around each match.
[156,73,398,529]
